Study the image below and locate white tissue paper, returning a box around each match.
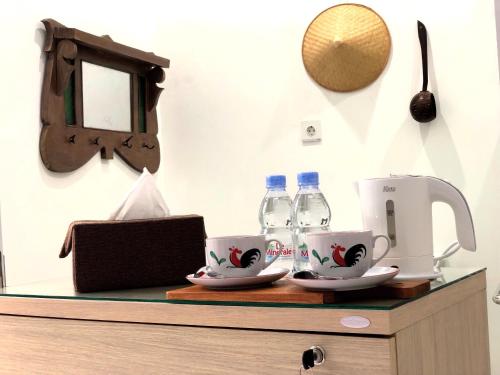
[109,168,170,220]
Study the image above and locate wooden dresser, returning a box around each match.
[0,268,490,374]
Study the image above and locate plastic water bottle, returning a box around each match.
[259,175,294,271]
[292,172,331,271]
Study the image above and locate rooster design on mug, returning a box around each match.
[331,243,366,267]
[228,246,261,268]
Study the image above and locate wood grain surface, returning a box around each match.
[395,291,490,375]
[0,315,396,375]
[0,271,486,336]
[166,279,431,304]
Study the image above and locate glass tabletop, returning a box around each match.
[0,267,485,310]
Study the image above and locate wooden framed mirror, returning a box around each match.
[40,19,170,173]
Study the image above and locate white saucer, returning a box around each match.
[289,267,399,291]
[186,268,289,290]
[393,271,442,281]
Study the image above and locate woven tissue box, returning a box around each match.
[60,215,206,292]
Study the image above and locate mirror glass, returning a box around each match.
[82,62,131,131]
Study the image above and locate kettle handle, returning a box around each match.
[427,177,476,251]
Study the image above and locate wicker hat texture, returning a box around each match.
[302,3,391,92]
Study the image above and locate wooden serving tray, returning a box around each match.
[166,279,431,304]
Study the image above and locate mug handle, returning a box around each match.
[263,239,284,269]
[372,234,391,265]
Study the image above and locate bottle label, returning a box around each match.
[266,240,293,262]
[297,242,309,260]
[296,232,309,262]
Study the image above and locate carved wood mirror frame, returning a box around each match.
[40,19,170,173]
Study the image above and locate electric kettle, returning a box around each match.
[354,175,476,279]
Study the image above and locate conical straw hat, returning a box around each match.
[302,3,391,92]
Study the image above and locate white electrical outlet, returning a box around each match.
[301,120,322,142]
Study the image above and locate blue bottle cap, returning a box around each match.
[266,175,286,189]
[297,172,319,186]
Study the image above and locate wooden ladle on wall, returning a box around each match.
[410,21,436,123]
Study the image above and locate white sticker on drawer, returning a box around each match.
[340,316,371,329]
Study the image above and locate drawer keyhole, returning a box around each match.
[302,349,315,370]
[301,346,326,371]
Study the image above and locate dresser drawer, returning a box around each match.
[0,314,396,374]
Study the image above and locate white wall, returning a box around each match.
[0,1,165,285]
[0,0,498,371]
[156,0,499,371]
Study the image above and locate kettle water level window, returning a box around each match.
[386,200,396,247]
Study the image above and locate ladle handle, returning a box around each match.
[417,20,428,91]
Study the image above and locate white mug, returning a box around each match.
[306,230,390,278]
[206,235,284,277]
